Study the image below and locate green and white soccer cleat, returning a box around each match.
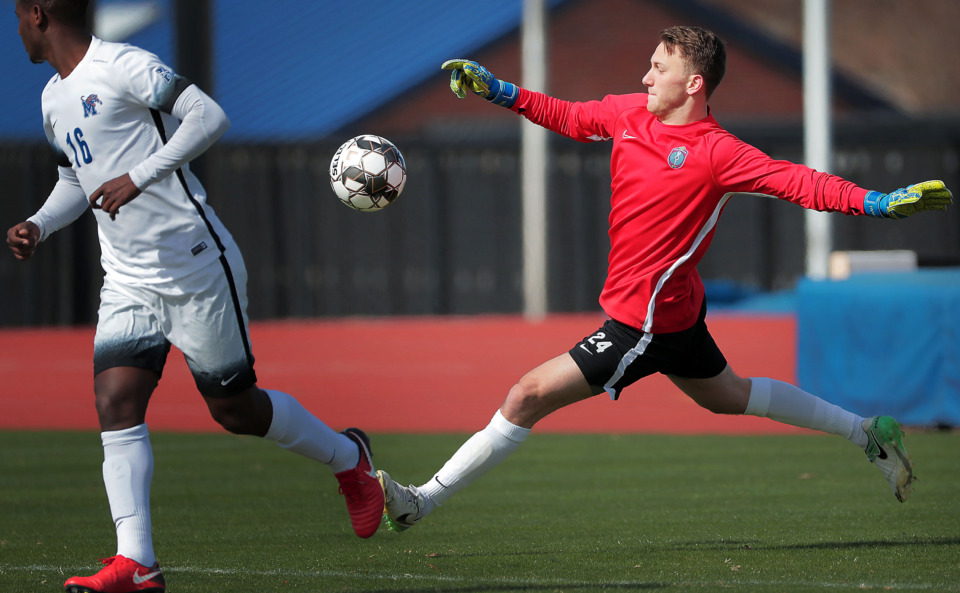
[377,470,430,532]
[862,416,916,502]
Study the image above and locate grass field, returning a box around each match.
[2,430,959,593]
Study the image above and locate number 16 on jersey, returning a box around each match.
[65,127,93,166]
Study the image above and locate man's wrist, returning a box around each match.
[863,190,887,218]
[486,80,519,108]
[25,217,46,242]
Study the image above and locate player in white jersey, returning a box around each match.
[7,2,384,592]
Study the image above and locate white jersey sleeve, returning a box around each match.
[27,116,91,241]
[128,78,230,190]
[27,166,90,242]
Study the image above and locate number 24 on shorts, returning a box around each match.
[579,331,613,354]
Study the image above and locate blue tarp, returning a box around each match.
[797,269,960,426]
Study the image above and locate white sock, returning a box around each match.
[420,410,530,507]
[745,377,867,448]
[263,390,358,473]
[101,424,155,567]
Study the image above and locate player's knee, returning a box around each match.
[94,383,123,418]
[205,390,271,436]
[93,369,156,429]
[94,391,130,427]
[505,378,537,407]
[209,405,257,435]
[502,378,547,426]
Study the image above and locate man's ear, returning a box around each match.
[687,73,705,96]
[29,3,45,27]
[35,3,55,31]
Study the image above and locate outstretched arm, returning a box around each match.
[440,59,632,144]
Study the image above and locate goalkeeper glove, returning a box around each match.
[441,59,519,108]
[862,179,953,219]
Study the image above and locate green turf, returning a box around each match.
[2,429,958,592]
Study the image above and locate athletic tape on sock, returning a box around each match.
[744,377,772,417]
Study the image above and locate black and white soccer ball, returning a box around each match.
[329,134,407,212]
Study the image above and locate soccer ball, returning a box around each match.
[329,134,407,212]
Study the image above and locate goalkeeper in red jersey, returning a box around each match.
[377,25,951,530]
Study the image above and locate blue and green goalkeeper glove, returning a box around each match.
[441,59,519,108]
[863,180,953,219]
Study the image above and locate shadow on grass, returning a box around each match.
[359,584,668,593]
[670,536,960,551]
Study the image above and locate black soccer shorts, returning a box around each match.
[568,301,727,400]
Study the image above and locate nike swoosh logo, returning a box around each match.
[868,432,888,459]
[132,569,162,584]
[361,458,378,479]
[622,130,636,139]
[221,372,240,386]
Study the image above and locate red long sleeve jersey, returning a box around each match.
[511,89,869,334]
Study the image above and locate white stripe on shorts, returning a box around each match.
[603,332,653,400]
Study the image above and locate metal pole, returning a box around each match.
[174,0,212,94]
[803,0,833,279]
[174,0,212,181]
[521,0,548,319]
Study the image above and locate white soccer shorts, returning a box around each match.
[93,247,257,397]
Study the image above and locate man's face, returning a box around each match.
[15,2,45,64]
[641,43,694,121]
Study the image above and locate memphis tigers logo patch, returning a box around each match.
[668,146,688,169]
[81,94,102,117]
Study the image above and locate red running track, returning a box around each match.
[0,313,809,435]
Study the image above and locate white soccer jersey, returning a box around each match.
[30,37,233,285]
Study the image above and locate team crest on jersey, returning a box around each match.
[81,94,102,117]
[155,66,174,84]
[668,146,688,169]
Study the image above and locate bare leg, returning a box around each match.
[421,353,595,505]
